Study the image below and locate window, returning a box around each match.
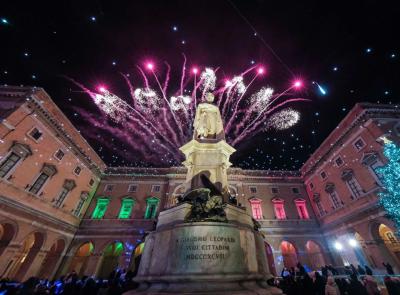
[386,232,398,244]
[249,186,257,194]
[29,173,49,194]
[54,188,69,207]
[320,171,327,180]
[295,199,310,219]
[249,198,263,220]
[54,149,65,161]
[73,192,88,217]
[104,184,114,192]
[353,138,366,151]
[292,187,300,194]
[151,185,161,193]
[54,179,76,207]
[128,184,137,193]
[315,200,325,217]
[29,127,43,141]
[341,169,363,199]
[335,156,344,167]
[144,197,160,219]
[92,198,110,219]
[370,161,384,184]
[73,198,85,217]
[89,178,95,186]
[329,191,342,209]
[346,177,362,199]
[272,198,286,220]
[118,198,135,219]
[271,187,279,194]
[0,152,21,178]
[73,166,82,175]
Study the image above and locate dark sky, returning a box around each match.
[1,0,399,170]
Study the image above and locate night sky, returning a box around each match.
[1,1,399,170]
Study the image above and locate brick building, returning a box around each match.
[0,86,399,280]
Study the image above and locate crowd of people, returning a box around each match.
[270,263,400,295]
[1,263,400,295]
[0,269,137,295]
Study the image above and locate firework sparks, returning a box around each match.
[267,108,300,130]
[71,58,308,166]
[249,87,274,111]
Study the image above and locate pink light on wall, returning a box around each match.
[249,198,263,220]
[272,198,286,220]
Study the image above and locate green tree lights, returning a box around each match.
[377,139,400,231]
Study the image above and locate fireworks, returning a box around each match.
[267,108,300,130]
[71,58,308,166]
[133,88,161,113]
[249,87,274,111]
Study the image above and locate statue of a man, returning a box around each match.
[193,93,224,139]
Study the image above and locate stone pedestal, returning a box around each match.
[179,139,236,195]
[126,204,281,295]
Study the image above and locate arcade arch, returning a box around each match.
[0,223,16,256]
[68,242,94,276]
[97,241,124,278]
[305,240,325,270]
[38,239,66,279]
[280,241,298,268]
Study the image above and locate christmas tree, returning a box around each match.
[376,138,400,231]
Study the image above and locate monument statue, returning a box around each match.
[128,91,281,295]
[193,93,224,140]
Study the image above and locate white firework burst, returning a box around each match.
[200,68,216,92]
[267,108,300,130]
[133,88,161,113]
[249,87,274,111]
[93,91,129,122]
[170,95,192,111]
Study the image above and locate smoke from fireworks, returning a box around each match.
[71,58,308,166]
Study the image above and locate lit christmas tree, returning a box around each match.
[376,138,400,231]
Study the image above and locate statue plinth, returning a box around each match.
[127,204,282,295]
[180,139,235,198]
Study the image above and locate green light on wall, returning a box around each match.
[92,198,110,219]
[144,197,160,219]
[104,241,124,257]
[118,198,135,219]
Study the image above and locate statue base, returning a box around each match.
[125,204,281,295]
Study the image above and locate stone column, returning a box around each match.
[22,250,47,281]
[86,253,102,277]
[0,243,19,277]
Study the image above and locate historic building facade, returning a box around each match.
[301,103,400,273]
[0,87,106,281]
[0,86,399,280]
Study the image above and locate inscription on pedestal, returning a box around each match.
[170,225,245,274]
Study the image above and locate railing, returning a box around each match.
[79,218,155,230]
[258,218,319,228]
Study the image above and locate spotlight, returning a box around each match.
[334,241,343,251]
[348,238,358,247]
[192,67,199,74]
[98,86,107,93]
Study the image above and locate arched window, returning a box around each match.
[118,198,135,219]
[341,169,363,199]
[294,198,309,219]
[144,197,159,219]
[92,198,110,219]
[248,198,263,219]
[272,198,286,220]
